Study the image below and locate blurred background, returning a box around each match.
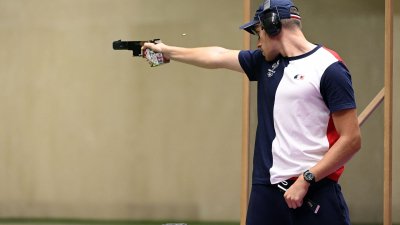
[0,0,398,225]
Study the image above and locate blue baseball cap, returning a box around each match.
[239,5,264,34]
[239,0,300,34]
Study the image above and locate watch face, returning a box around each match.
[304,171,315,182]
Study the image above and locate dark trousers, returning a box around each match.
[246,179,351,225]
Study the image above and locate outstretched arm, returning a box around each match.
[142,42,244,73]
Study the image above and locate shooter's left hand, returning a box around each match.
[283,176,310,209]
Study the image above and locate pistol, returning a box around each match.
[112,39,161,56]
[113,39,169,67]
[113,40,144,56]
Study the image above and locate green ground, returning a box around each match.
[0,218,397,225]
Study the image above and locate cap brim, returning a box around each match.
[239,20,259,35]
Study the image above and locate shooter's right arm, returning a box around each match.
[142,42,244,73]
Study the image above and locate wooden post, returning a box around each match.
[357,88,385,126]
[383,0,393,224]
[240,1,251,225]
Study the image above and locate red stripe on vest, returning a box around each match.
[326,115,343,182]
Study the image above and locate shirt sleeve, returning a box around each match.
[320,61,357,112]
[238,50,263,81]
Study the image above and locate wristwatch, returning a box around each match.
[303,170,316,184]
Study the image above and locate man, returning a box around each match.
[143,0,361,224]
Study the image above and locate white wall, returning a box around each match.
[0,0,243,221]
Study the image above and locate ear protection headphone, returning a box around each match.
[259,9,281,37]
